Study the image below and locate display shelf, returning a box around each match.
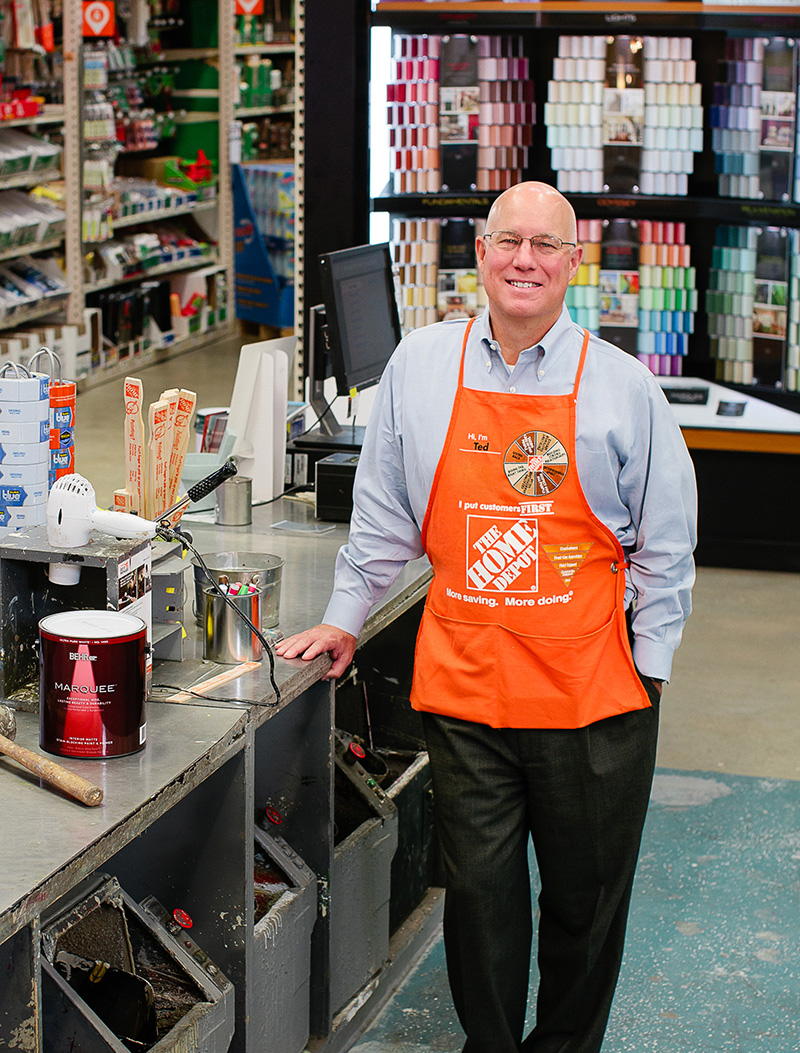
[372,191,800,226]
[104,198,217,234]
[161,47,220,61]
[85,254,221,294]
[236,104,296,118]
[0,106,66,128]
[372,1,800,31]
[235,44,297,56]
[0,167,62,191]
[0,237,64,263]
[74,319,237,393]
[0,294,69,330]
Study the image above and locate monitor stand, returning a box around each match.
[292,423,365,453]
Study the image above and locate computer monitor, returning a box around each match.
[303,242,401,446]
[318,241,402,398]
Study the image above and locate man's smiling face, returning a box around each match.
[476,184,583,339]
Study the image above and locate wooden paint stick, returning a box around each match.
[123,377,144,514]
[167,389,197,507]
[146,399,170,519]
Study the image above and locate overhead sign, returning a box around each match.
[235,0,265,14]
[83,1,115,38]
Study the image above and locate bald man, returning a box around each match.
[278,183,696,1052]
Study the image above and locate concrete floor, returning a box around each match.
[74,337,800,782]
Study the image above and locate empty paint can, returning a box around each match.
[203,586,263,664]
[215,476,252,526]
[39,610,147,759]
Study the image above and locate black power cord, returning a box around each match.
[155,524,281,706]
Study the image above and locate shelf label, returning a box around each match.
[236,0,264,13]
[82,1,115,37]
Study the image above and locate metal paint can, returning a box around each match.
[203,586,263,664]
[39,610,147,758]
[215,475,253,526]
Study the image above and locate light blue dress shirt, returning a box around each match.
[323,305,697,683]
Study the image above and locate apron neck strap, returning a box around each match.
[572,328,591,397]
[458,316,477,386]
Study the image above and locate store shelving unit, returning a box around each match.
[1,0,304,392]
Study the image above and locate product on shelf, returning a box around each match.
[0,254,67,323]
[0,127,61,173]
[0,188,65,246]
[241,162,294,280]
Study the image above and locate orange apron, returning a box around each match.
[410,318,650,729]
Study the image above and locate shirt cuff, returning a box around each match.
[322,591,372,640]
[631,636,674,684]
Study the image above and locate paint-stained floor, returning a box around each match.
[349,769,800,1052]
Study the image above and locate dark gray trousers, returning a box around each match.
[422,685,659,1053]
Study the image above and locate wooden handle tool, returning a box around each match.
[0,728,104,807]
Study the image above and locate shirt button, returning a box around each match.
[538,370,544,379]
[509,386,516,393]
[486,360,492,372]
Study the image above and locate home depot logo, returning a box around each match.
[466,516,538,593]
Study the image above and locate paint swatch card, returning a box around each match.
[602,36,644,193]
[437,218,478,321]
[439,35,479,190]
[752,226,789,387]
[599,218,640,355]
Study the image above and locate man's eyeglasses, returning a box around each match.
[483,231,578,256]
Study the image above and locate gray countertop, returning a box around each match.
[0,493,431,943]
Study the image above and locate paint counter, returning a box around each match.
[0,495,436,1053]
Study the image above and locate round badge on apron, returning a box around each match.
[411,318,649,729]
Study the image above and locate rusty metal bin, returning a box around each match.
[40,873,234,1053]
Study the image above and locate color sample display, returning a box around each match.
[711,37,799,202]
[388,34,534,194]
[707,223,800,390]
[547,35,702,195]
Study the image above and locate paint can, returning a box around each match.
[39,610,147,759]
[203,586,263,664]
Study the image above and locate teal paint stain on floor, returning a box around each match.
[349,769,800,1052]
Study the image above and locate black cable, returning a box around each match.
[155,524,281,705]
[293,394,336,438]
[151,684,279,708]
[252,484,306,507]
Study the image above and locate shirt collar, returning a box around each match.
[476,304,577,375]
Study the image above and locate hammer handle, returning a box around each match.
[0,733,104,807]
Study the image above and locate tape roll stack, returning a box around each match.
[0,363,50,535]
[49,379,77,485]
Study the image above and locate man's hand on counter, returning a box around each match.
[274,625,358,680]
